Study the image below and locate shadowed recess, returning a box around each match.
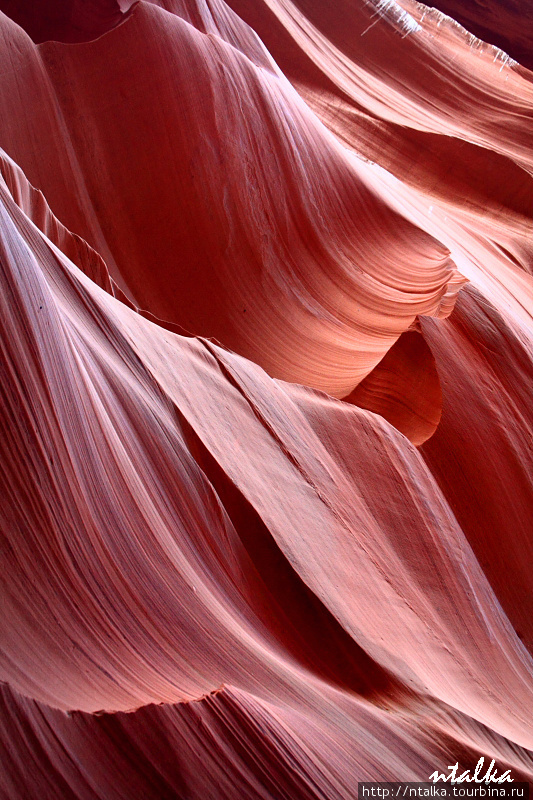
[0,0,129,43]
[344,328,443,447]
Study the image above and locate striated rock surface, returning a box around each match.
[403,0,533,73]
[0,0,532,797]
[0,1,466,397]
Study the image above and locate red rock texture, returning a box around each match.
[0,1,466,397]
[403,0,533,73]
[0,0,128,43]
[0,0,532,797]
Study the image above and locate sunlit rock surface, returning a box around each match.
[0,1,532,797]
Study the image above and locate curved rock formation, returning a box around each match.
[0,1,466,397]
[0,0,532,796]
[344,327,442,446]
[0,0,129,43]
[405,0,533,73]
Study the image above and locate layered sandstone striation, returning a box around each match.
[0,0,532,797]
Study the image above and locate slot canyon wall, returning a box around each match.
[0,0,532,797]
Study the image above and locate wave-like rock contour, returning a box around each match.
[0,0,533,797]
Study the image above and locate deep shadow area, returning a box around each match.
[177,408,405,704]
[0,0,128,43]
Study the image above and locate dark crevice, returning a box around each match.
[0,0,131,44]
[176,408,406,704]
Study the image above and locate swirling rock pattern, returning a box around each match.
[0,0,532,797]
